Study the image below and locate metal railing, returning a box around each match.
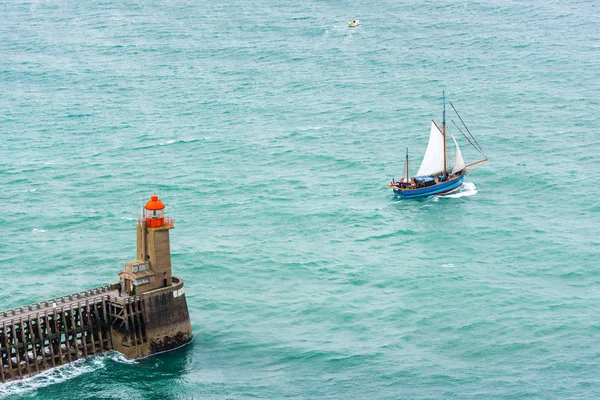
[1,276,186,319]
[1,283,117,320]
[137,216,174,227]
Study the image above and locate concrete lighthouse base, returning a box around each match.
[110,276,192,359]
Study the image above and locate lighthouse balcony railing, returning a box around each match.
[163,216,174,227]
[138,216,174,228]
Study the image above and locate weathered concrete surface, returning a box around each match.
[144,285,192,354]
[109,276,192,359]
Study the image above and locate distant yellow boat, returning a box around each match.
[348,19,360,27]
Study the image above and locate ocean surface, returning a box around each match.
[1,0,599,398]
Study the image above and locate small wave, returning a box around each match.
[148,138,203,148]
[32,228,47,233]
[0,357,104,398]
[0,352,136,398]
[356,229,417,242]
[105,351,138,365]
[441,263,456,268]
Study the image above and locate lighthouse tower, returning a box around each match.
[113,194,192,358]
[120,195,174,294]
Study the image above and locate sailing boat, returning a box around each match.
[389,93,487,198]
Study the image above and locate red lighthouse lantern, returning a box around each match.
[144,195,165,228]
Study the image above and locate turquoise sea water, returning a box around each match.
[1,0,599,398]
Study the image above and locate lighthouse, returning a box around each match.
[112,194,192,358]
[119,195,174,294]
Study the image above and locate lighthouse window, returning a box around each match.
[132,265,139,273]
[146,209,164,219]
[135,278,149,286]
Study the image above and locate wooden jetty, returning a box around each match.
[0,195,192,383]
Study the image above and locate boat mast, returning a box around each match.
[442,91,447,176]
[405,147,409,183]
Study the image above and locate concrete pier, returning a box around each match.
[0,277,191,383]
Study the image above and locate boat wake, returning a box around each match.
[437,182,477,199]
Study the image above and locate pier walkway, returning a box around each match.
[1,284,118,326]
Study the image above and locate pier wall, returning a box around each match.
[110,277,192,359]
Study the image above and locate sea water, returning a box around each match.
[1,0,599,398]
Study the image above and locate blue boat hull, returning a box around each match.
[393,175,465,198]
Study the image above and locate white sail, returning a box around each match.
[451,134,465,174]
[416,121,445,177]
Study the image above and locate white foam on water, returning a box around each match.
[32,228,47,233]
[0,357,104,399]
[105,351,139,365]
[441,263,456,268]
[0,352,137,398]
[441,182,477,199]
